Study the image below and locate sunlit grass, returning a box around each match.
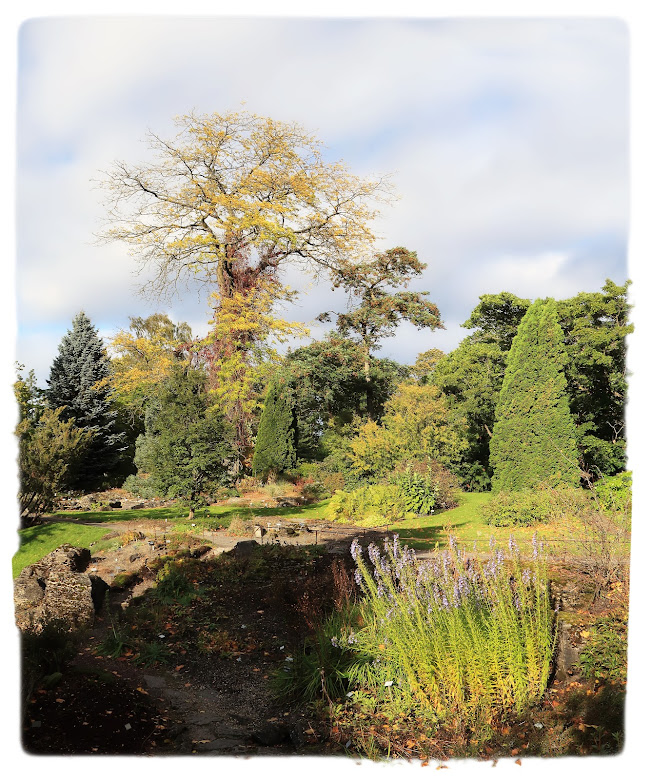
[13,522,110,578]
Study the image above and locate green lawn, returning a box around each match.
[12,522,112,579]
[15,490,611,578]
[52,499,332,531]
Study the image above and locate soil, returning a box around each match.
[19,494,627,759]
[20,511,370,757]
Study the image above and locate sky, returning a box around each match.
[14,15,630,384]
[5,4,651,778]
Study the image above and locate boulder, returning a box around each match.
[14,545,108,634]
[229,540,259,558]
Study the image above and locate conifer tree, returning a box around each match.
[252,380,298,479]
[46,311,125,489]
[132,366,232,520]
[490,299,580,491]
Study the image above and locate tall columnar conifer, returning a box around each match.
[46,311,125,489]
[252,379,298,479]
[490,299,580,491]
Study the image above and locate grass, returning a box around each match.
[390,491,617,555]
[52,499,332,532]
[13,522,111,578]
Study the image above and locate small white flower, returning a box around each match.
[280,645,284,650]
[534,722,544,729]
[384,680,394,687]
[241,624,247,629]
[236,656,242,662]
[158,634,165,639]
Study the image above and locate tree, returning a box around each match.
[15,366,90,521]
[252,379,298,479]
[318,247,443,415]
[133,366,232,520]
[347,382,468,482]
[99,110,391,303]
[198,276,307,465]
[282,333,409,459]
[110,313,192,420]
[489,299,580,491]
[45,312,126,489]
[17,407,91,523]
[556,279,632,475]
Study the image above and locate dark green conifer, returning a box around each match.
[252,379,298,479]
[45,311,125,489]
[490,299,579,491]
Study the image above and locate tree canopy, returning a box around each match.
[133,366,233,519]
[490,299,580,491]
[99,110,391,302]
[45,312,126,489]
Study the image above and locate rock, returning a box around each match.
[230,540,259,558]
[14,545,108,634]
[132,503,145,510]
[109,500,122,508]
[554,621,583,682]
[129,553,141,563]
[251,722,290,746]
[89,575,110,611]
[189,545,213,559]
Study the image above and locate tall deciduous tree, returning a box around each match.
[252,379,298,479]
[318,247,443,415]
[99,110,391,302]
[46,312,126,489]
[198,276,307,465]
[490,299,580,491]
[133,366,232,520]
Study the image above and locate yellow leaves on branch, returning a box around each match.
[202,278,309,419]
[347,383,468,477]
[98,109,394,296]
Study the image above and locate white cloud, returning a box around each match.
[14,17,629,383]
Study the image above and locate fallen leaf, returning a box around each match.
[55,698,64,703]
[175,665,185,671]
[515,759,522,766]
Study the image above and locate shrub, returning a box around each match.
[480,487,587,527]
[579,613,628,684]
[122,472,161,499]
[236,475,262,493]
[394,470,440,515]
[336,534,555,735]
[593,471,632,514]
[325,485,414,526]
[481,490,556,527]
[227,515,254,536]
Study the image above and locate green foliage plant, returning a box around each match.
[579,613,628,683]
[45,312,127,488]
[593,471,632,514]
[252,379,298,479]
[337,534,555,736]
[490,299,580,491]
[325,485,414,526]
[132,365,233,520]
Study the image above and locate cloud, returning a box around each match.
[15,17,629,383]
